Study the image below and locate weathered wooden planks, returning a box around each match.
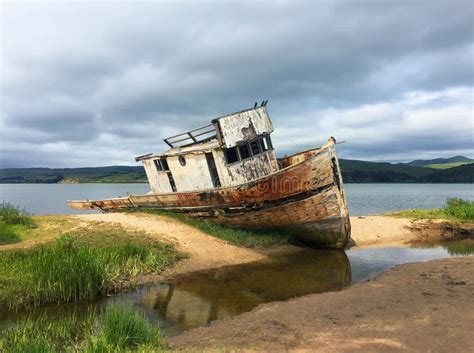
[68,139,351,249]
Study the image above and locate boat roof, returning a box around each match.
[135,139,220,161]
[163,105,267,148]
[135,103,269,162]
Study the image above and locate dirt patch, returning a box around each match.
[76,213,299,276]
[169,257,474,352]
[408,221,474,243]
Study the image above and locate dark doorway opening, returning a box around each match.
[206,153,221,187]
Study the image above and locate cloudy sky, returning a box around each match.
[1,0,473,168]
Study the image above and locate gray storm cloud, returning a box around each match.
[1,0,473,167]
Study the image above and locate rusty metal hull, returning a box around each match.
[68,139,351,249]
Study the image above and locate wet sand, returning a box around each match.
[169,256,474,352]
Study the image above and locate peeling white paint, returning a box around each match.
[167,154,214,191]
[217,107,273,147]
[143,159,173,194]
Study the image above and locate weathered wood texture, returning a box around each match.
[69,139,351,249]
[217,107,273,148]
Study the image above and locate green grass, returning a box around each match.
[0,227,181,311]
[0,305,165,352]
[0,202,36,245]
[85,306,164,352]
[424,162,473,169]
[389,198,474,222]
[0,222,21,245]
[126,209,291,248]
[443,198,474,220]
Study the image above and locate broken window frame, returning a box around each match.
[154,159,163,172]
[153,158,171,172]
[224,147,239,164]
[238,143,251,161]
[264,134,273,150]
[160,158,170,171]
[223,134,274,165]
[249,139,261,156]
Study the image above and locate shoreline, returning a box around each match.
[1,211,473,352]
[2,213,471,293]
[169,256,474,352]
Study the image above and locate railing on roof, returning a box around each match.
[163,123,217,148]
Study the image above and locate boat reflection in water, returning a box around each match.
[136,250,351,335]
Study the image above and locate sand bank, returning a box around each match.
[169,256,474,352]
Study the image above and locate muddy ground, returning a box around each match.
[169,256,474,352]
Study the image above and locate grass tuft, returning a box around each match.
[0,306,165,353]
[125,209,291,248]
[0,228,181,311]
[0,202,34,226]
[389,198,474,222]
[85,306,163,352]
[443,198,474,220]
[0,222,21,245]
[0,202,36,245]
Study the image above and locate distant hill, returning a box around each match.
[417,163,474,183]
[1,159,472,184]
[339,159,433,183]
[0,166,146,184]
[339,159,473,183]
[406,155,473,168]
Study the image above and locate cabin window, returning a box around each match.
[265,135,273,150]
[250,140,261,156]
[161,158,170,171]
[179,155,186,166]
[154,159,163,172]
[224,147,239,164]
[224,134,273,165]
[260,136,269,152]
[238,144,251,160]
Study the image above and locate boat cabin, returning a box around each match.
[136,105,279,194]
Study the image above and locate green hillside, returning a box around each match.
[424,162,474,169]
[418,164,474,183]
[0,166,146,184]
[407,155,473,167]
[339,159,433,183]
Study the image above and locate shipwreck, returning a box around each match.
[69,103,351,249]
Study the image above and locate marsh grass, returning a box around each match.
[0,202,34,226]
[0,227,181,311]
[443,198,474,220]
[85,306,164,352]
[0,203,36,245]
[0,306,165,353]
[0,222,21,245]
[389,198,474,222]
[0,310,96,352]
[125,209,291,248]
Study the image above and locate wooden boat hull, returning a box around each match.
[68,139,351,249]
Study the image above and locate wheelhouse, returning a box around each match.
[136,105,279,194]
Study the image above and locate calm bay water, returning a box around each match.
[0,183,472,216]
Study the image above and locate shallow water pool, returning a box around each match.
[3,241,472,336]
